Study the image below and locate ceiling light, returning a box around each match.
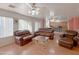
[28,8,39,16]
[27,3,40,16]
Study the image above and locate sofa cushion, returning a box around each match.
[59,37,73,44]
[14,30,31,36]
[39,28,54,33]
[65,30,78,36]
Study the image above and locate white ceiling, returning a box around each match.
[41,3,79,16]
[0,3,79,19]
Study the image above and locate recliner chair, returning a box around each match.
[58,30,78,49]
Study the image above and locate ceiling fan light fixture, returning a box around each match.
[27,3,40,16]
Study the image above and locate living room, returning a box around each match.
[0,3,79,55]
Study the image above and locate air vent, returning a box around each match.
[8,4,16,8]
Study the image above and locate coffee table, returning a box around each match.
[32,36,49,45]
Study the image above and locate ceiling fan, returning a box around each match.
[26,3,40,15]
[8,3,16,8]
[26,3,39,10]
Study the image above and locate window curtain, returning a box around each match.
[0,16,13,38]
[18,19,41,32]
[18,19,32,32]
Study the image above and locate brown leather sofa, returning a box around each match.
[34,28,54,40]
[73,33,79,45]
[64,30,78,37]
[58,30,78,49]
[14,30,34,46]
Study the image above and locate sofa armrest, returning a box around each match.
[23,35,34,40]
[60,34,66,38]
[15,36,23,41]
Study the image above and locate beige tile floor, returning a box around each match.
[0,32,79,55]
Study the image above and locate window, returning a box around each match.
[45,16,50,27]
[18,19,32,32]
[35,21,41,31]
[0,16,13,38]
[18,19,41,32]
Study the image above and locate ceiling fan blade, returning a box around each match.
[26,3,33,9]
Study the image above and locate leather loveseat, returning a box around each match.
[34,28,54,40]
[14,30,34,46]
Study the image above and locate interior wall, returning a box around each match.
[13,18,19,32]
